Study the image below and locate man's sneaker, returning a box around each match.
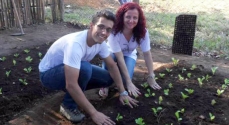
[60,104,85,123]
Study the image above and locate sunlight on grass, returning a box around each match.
[140,0,229,58]
[45,0,229,58]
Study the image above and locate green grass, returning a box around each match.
[45,0,229,59]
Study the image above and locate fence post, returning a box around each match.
[59,0,64,22]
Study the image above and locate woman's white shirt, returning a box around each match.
[107,30,151,60]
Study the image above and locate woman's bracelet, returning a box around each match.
[147,73,155,79]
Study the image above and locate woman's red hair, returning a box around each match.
[113,2,147,44]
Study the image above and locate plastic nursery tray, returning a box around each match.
[172,14,197,55]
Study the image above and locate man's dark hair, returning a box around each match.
[92,10,116,24]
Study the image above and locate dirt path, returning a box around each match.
[1,23,228,125]
[0,23,78,56]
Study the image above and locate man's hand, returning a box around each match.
[91,111,116,125]
[119,95,139,108]
[147,76,161,90]
[126,82,141,97]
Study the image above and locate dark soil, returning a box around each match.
[80,63,229,125]
[0,42,229,125]
[0,44,56,125]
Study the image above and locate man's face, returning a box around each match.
[91,17,114,44]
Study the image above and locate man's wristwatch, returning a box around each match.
[120,91,128,96]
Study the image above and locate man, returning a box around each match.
[39,10,138,125]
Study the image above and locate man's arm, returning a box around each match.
[103,56,126,93]
[64,65,97,115]
[103,55,139,108]
[64,65,116,125]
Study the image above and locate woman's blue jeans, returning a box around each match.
[39,61,113,110]
[102,53,136,85]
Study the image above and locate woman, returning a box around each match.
[99,2,161,98]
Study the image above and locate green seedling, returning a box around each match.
[198,76,205,87]
[222,78,229,89]
[178,74,184,81]
[205,74,212,81]
[0,88,2,94]
[224,78,229,85]
[24,49,30,54]
[5,70,11,77]
[166,68,172,72]
[13,59,16,66]
[135,117,145,125]
[190,64,197,70]
[209,112,215,121]
[19,78,28,85]
[171,57,179,66]
[152,107,162,116]
[164,89,169,96]
[159,96,163,105]
[0,57,6,61]
[216,89,224,96]
[168,83,173,88]
[159,73,165,78]
[144,88,155,97]
[185,88,194,94]
[38,52,42,58]
[181,92,189,100]
[175,110,182,122]
[25,56,33,63]
[24,67,32,73]
[124,99,129,105]
[14,53,19,57]
[211,67,218,75]
[222,84,227,90]
[141,82,148,88]
[187,73,191,78]
[181,67,186,73]
[116,113,123,121]
[180,108,185,113]
[211,99,216,106]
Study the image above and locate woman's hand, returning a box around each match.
[147,74,161,90]
[91,111,116,125]
[126,82,141,97]
[119,94,139,108]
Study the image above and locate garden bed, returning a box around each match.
[0,44,56,125]
[0,43,229,125]
[82,59,229,125]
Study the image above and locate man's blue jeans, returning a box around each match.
[102,53,136,85]
[39,61,113,110]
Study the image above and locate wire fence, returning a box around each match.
[0,0,63,29]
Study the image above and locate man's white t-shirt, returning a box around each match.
[39,30,110,72]
[107,30,151,60]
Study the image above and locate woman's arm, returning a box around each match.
[114,51,141,96]
[143,50,161,90]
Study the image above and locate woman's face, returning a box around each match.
[123,8,139,30]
